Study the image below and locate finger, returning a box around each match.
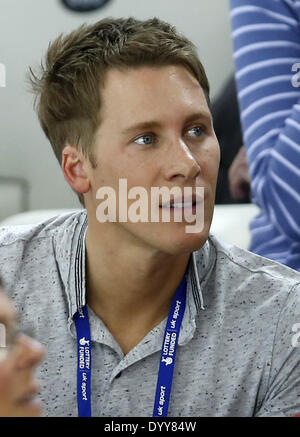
[14,334,45,370]
[0,292,17,327]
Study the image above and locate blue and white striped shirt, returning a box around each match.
[230,0,300,271]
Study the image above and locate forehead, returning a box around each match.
[99,65,209,124]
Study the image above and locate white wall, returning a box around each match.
[0,0,234,215]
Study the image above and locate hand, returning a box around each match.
[0,286,16,332]
[0,286,45,417]
[228,145,251,200]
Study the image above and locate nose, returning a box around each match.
[14,334,45,370]
[164,138,201,182]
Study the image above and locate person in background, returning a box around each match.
[230,0,300,271]
[212,75,250,204]
[0,277,45,417]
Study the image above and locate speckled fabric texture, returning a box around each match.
[0,210,299,417]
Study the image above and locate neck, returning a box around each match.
[85,221,190,354]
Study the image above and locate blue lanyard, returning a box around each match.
[74,305,92,417]
[152,274,187,417]
[74,275,187,417]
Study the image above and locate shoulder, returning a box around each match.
[209,232,300,283]
[205,233,300,318]
[0,210,85,248]
[0,210,87,289]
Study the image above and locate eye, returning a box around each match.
[187,126,205,138]
[134,133,156,146]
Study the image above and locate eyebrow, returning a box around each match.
[121,111,212,136]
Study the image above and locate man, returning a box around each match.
[0,17,299,417]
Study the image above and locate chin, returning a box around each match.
[124,218,211,255]
[156,225,210,255]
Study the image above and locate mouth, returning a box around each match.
[160,201,196,209]
[159,193,203,211]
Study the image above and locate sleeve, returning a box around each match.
[229,0,300,242]
[255,282,300,417]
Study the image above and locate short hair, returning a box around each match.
[29,17,210,206]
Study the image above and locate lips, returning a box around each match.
[159,192,203,208]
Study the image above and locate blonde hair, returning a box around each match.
[29,17,210,205]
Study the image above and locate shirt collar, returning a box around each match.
[53,210,88,329]
[179,236,216,345]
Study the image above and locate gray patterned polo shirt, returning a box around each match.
[0,210,299,417]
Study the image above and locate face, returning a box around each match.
[85,65,220,254]
[0,288,45,417]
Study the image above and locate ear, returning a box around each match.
[62,145,90,194]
